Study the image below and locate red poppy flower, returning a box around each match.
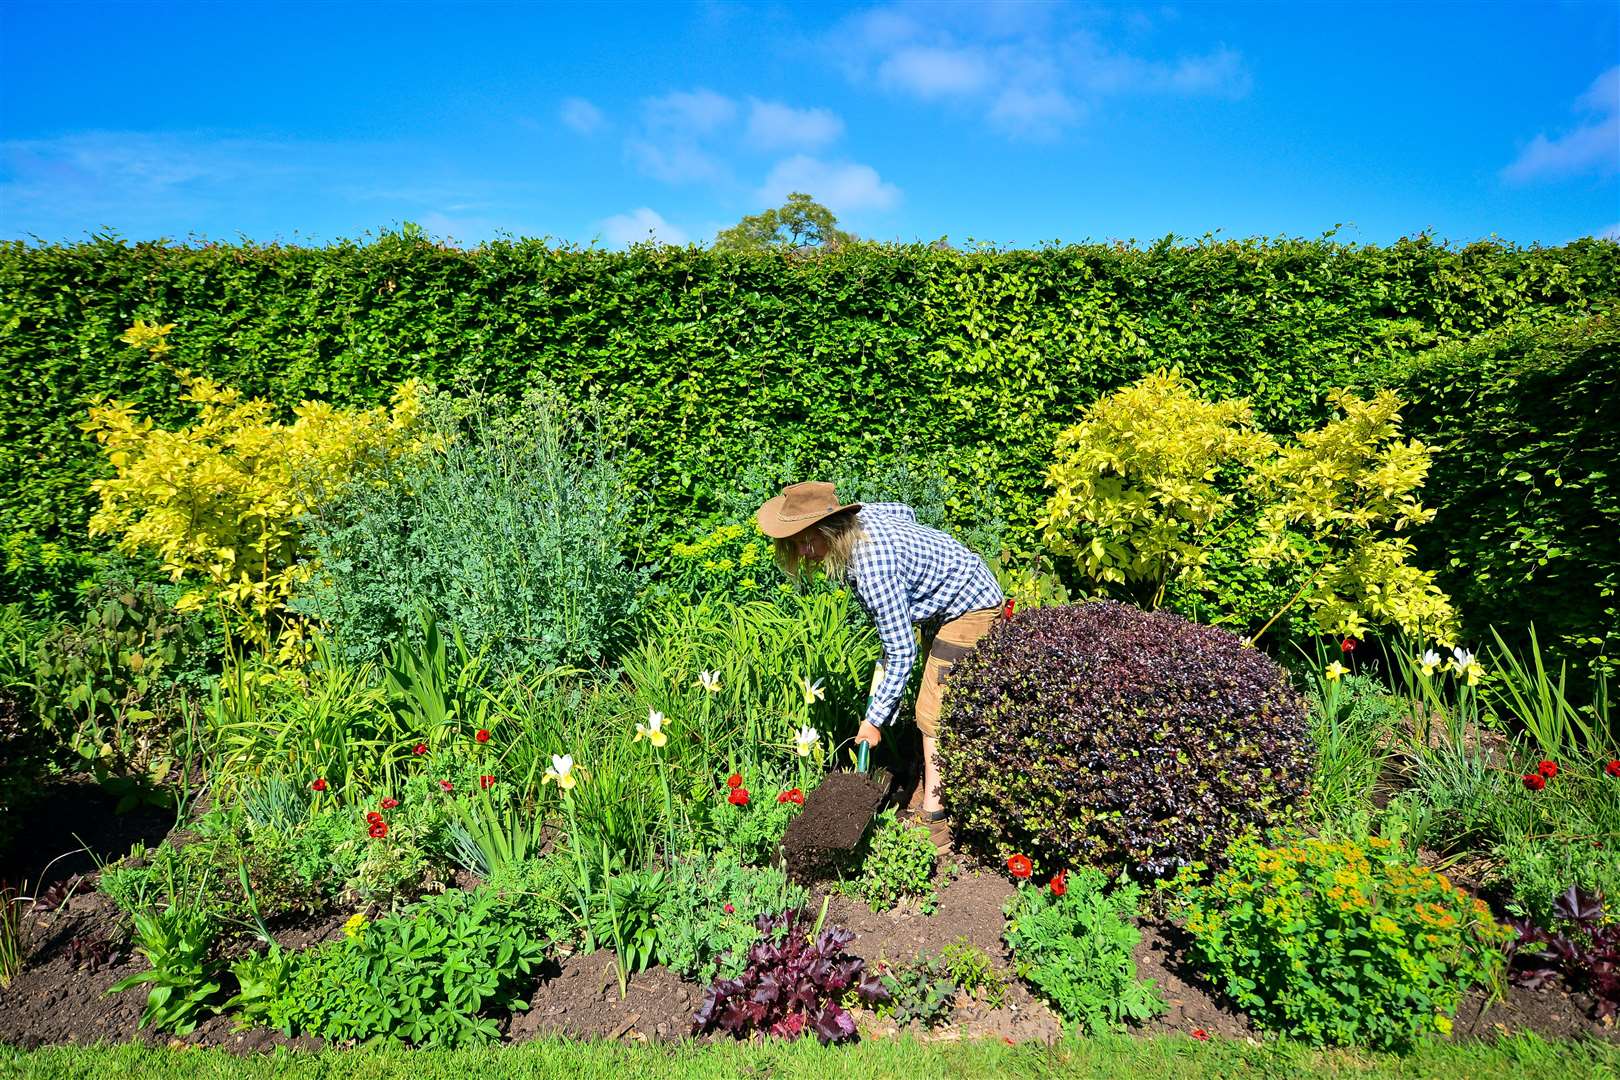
[1607,760,1620,778]
[1538,760,1558,779]
[1340,638,1357,653]
[1007,854,1032,879]
[311,778,328,792]
[1191,1028,1209,1041]
[1522,773,1546,791]
[413,743,428,756]
[723,903,734,915]
[475,729,490,744]
[727,773,743,790]
[479,774,495,790]
[365,811,383,824]
[1049,869,1068,897]
[787,788,804,805]
[728,788,750,806]
[380,797,399,810]
[439,780,454,792]
[368,821,389,839]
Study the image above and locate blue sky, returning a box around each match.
[2,0,1616,249]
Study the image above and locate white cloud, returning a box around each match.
[757,155,901,213]
[624,138,730,184]
[559,97,605,135]
[746,100,844,151]
[1503,66,1620,184]
[599,207,689,247]
[879,45,993,99]
[829,4,1251,139]
[642,88,738,135]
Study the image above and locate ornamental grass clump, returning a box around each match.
[1167,835,1512,1050]
[937,600,1312,875]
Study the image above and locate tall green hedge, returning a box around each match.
[3,229,1617,631]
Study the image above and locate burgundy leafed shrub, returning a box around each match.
[691,908,888,1044]
[1506,885,1620,1020]
[937,600,1313,876]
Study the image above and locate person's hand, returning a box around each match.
[856,720,883,748]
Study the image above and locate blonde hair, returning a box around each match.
[773,508,868,583]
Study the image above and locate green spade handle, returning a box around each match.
[856,739,871,774]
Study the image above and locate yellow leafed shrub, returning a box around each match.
[81,323,427,658]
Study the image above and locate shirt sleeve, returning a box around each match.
[853,554,916,728]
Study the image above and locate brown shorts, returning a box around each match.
[870,605,1002,739]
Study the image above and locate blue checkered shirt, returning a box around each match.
[848,503,1003,729]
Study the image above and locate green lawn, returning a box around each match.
[4,1035,1616,1080]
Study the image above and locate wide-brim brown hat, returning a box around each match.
[756,481,862,539]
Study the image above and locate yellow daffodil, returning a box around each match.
[1325,661,1348,681]
[801,676,825,704]
[635,708,669,748]
[697,670,721,694]
[1450,647,1481,685]
[544,753,577,791]
[1418,649,1442,677]
[793,725,819,757]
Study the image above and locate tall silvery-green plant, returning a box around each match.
[294,383,642,677]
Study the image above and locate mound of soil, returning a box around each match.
[509,953,696,1043]
[782,772,889,883]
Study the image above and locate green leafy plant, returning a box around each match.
[0,883,24,989]
[939,600,1313,875]
[589,861,667,996]
[1003,866,1163,1034]
[481,854,582,950]
[1302,666,1402,831]
[857,808,938,913]
[940,937,1007,1008]
[1167,834,1512,1050]
[272,887,545,1047]
[877,952,959,1028]
[655,854,807,984]
[108,905,223,1035]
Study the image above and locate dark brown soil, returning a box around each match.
[782,771,890,883]
[0,777,174,895]
[1132,924,1257,1040]
[509,953,696,1043]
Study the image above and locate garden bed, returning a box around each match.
[3,823,1615,1053]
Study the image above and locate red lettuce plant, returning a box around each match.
[691,908,888,1044]
[937,600,1312,876]
[1506,885,1620,1020]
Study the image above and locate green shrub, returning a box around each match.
[876,952,959,1028]
[857,809,938,913]
[481,854,582,950]
[294,385,640,677]
[1168,834,1512,1050]
[938,601,1313,876]
[8,234,1612,643]
[1383,309,1620,680]
[655,855,807,984]
[271,888,545,1047]
[940,937,1007,1008]
[1489,835,1620,931]
[1003,867,1163,1034]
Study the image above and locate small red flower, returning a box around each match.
[1191,1028,1209,1041]
[726,773,743,790]
[413,743,428,756]
[368,821,389,839]
[1049,869,1068,897]
[728,787,750,806]
[1538,760,1558,779]
[1007,854,1032,880]
[1340,638,1357,653]
[311,778,328,792]
[365,811,383,824]
[723,903,734,914]
[788,788,804,805]
[380,797,399,810]
[439,779,454,792]
[479,774,495,790]
[475,729,490,744]
[1607,760,1620,778]
[1522,773,1546,791]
